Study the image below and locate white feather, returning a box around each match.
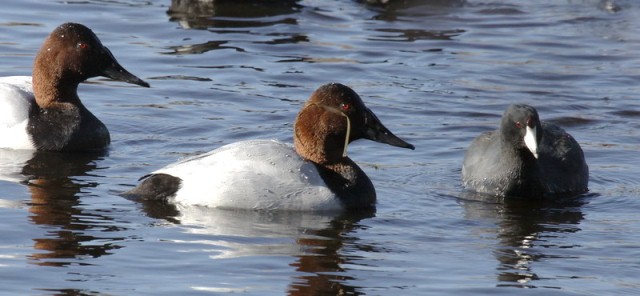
[0,76,36,150]
[154,139,342,211]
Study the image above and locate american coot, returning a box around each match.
[124,83,415,211]
[462,104,588,198]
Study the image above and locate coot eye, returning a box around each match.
[340,103,351,112]
[515,122,522,128]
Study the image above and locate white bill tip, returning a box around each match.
[524,125,538,159]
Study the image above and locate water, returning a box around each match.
[1,0,639,295]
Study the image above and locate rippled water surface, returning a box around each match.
[1,0,639,295]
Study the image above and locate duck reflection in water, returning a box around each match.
[168,0,302,29]
[165,0,306,55]
[361,0,466,22]
[3,151,123,266]
[459,192,588,288]
[136,201,374,295]
[288,210,374,296]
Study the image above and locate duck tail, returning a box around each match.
[121,173,181,203]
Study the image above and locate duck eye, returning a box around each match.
[340,103,351,112]
[77,42,89,49]
[515,122,522,128]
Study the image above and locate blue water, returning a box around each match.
[1,0,639,295]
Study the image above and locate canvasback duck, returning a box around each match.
[462,104,588,198]
[0,22,149,152]
[125,83,415,211]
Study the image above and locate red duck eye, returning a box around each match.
[77,42,89,49]
[340,103,351,111]
[515,122,522,128]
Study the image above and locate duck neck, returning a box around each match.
[32,50,82,108]
[294,133,346,165]
[293,105,375,207]
[293,104,349,165]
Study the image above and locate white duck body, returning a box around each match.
[153,139,342,211]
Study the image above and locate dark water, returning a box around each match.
[1,0,639,295]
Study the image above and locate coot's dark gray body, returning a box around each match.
[462,104,588,198]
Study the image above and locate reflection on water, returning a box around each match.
[1,151,126,267]
[460,193,588,288]
[136,201,373,295]
[288,211,373,296]
[0,149,33,183]
[363,0,466,21]
[165,0,305,55]
[369,28,465,42]
[168,0,302,30]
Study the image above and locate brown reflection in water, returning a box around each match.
[460,194,586,288]
[21,152,122,267]
[288,211,374,296]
